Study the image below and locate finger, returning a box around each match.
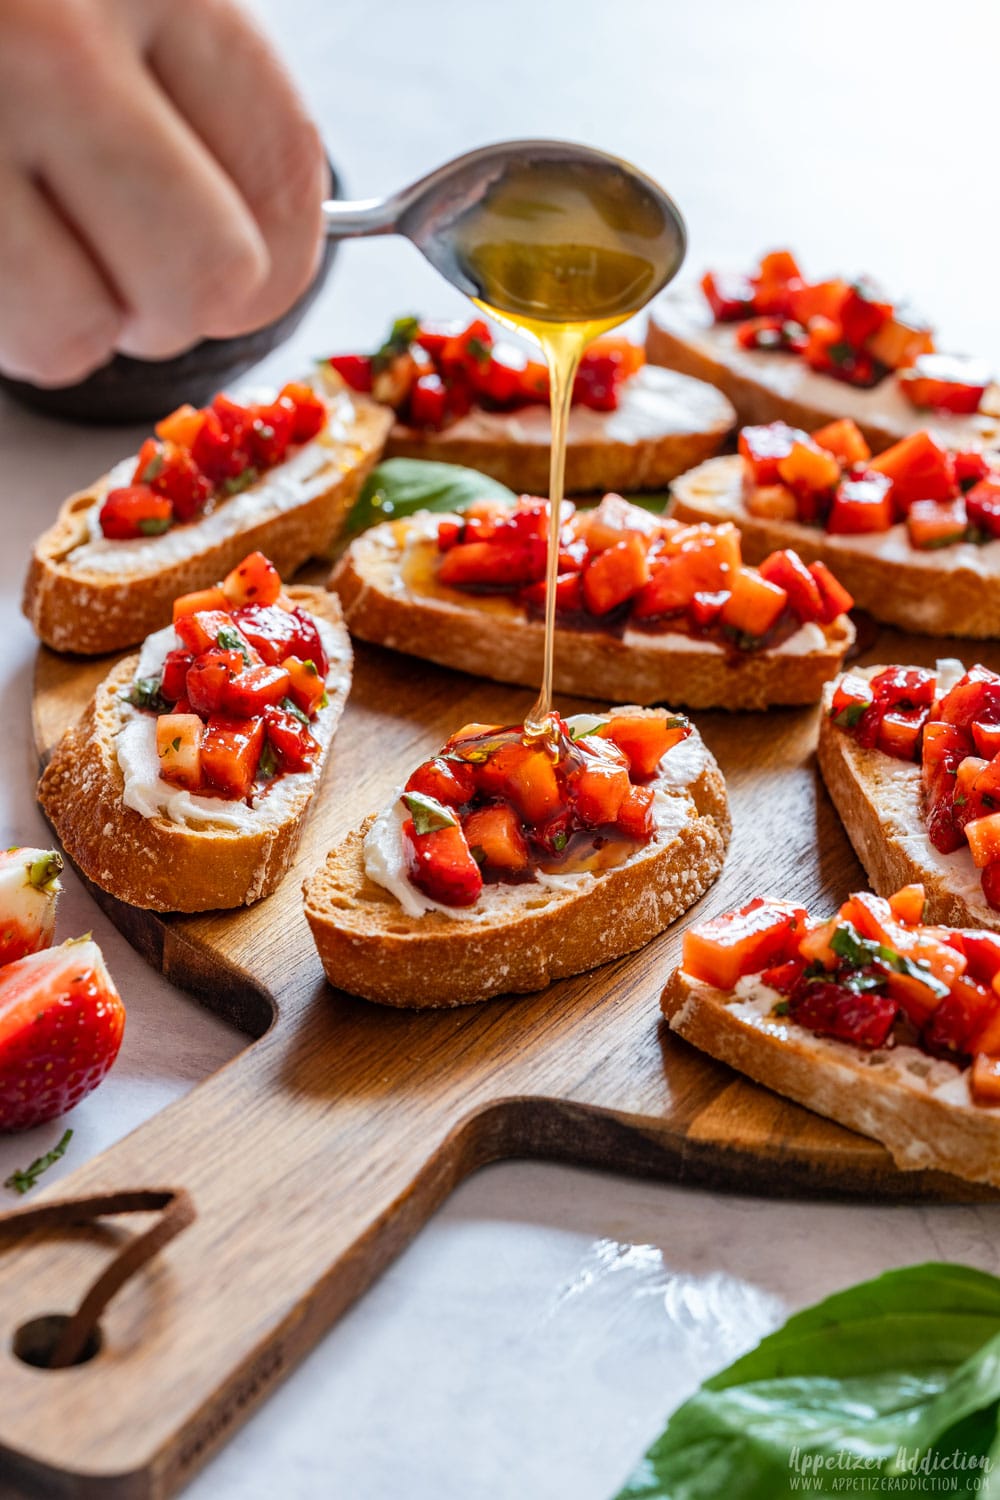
[150,0,327,334]
[31,51,271,360]
[0,167,123,386]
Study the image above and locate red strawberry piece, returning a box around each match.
[0,939,125,1131]
[0,848,62,967]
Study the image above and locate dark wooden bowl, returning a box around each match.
[0,163,341,425]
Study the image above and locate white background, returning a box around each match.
[3,1,1000,1496]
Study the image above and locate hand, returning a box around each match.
[0,0,327,385]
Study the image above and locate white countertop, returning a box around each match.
[3,1,1000,1496]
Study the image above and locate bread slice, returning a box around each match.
[303,722,730,1008]
[816,665,998,930]
[37,588,351,913]
[646,282,1000,454]
[663,965,1000,1188]
[671,453,1000,638]
[329,512,855,710]
[23,388,392,656]
[382,365,735,494]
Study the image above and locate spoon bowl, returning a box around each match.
[322,139,687,324]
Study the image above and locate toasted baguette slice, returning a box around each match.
[304,721,730,1008]
[646,283,1000,454]
[383,365,735,494]
[24,388,392,656]
[330,512,854,710]
[37,589,351,913]
[671,453,1000,637]
[663,966,1000,1188]
[816,665,998,930]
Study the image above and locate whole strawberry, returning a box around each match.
[0,847,62,967]
[0,938,125,1131]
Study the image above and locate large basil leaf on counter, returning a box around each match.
[344,459,515,537]
[613,1263,1000,1500]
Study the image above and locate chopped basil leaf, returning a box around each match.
[280,696,310,726]
[954,793,968,806]
[170,736,182,752]
[129,675,167,711]
[402,791,458,835]
[138,516,172,536]
[833,700,869,728]
[467,336,492,364]
[5,1129,72,1195]
[27,852,62,892]
[469,844,486,866]
[222,468,259,496]
[567,714,609,741]
[258,741,279,779]
[830,921,949,1000]
[827,340,855,367]
[374,315,421,371]
[665,715,688,730]
[552,831,568,852]
[771,1000,790,1016]
[216,627,250,664]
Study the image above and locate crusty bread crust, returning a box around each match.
[329,514,854,710]
[646,283,1000,454]
[304,725,730,1009]
[23,395,392,655]
[816,669,998,930]
[37,589,351,913]
[671,454,1000,638]
[663,968,1000,1188]
[383,365,735,494]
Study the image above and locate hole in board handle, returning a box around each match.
[13,1312,102,1369]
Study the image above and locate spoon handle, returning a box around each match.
[321,196,400,239]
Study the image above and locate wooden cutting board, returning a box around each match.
[0,622,995,1498]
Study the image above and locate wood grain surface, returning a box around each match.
[0,617,996,1498]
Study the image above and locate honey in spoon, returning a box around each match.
[448,158,685,737]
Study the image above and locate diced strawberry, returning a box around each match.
[477,743,562,824]
[719,568,788,639]
[582,534,650,615]
[682,897,808,990]
[599,709,689,779]
[249,397,296,468]
[521,572,585,615]
[578,493,658,553]
[827,472,894,534]
[437,519,463,551]
[221,663,291,717]
[907,498,968,550]
[0,939,125,1130]
[760,957,808,994]
[873,666,936,711]
[923,975,997,1059]
[156,713,203,791]
[200,714,265,798]
[955,451,991,490]
[973,721,1000,758]
[327,356,373,394]
[616,783,655,839]
[970,1052,1000,1105]
[223,551,283,608]
[134,438,212,522]
[869,431,956,511]
[983,862,1000,913]
[898,354,990,415]
[958,931,1000,986]
[282,655,326,718]
[776,438,840,502]
[738,422,808,485]
[745,484,798,521]
[701,269,755,321]
[99,485,173,540]
[160,649,194,703]
[263,706,320,773]
[689,590,730,627]
[757,549,824,623]
[810,418,870,467]
[809,562,855,624]
[867,312,934,370]
[887,883,926,926]
[438,539,547,589]
[838,279,892,347]
[965,812,1000,871]
[830,673,875,733]
[571,756,630,825]
[462,805,529,872]
[402,818,483,907]
[185,650,246,716]
[965,478,1000,539]
[191,405,250,483]
[173,586,229,622]
[631,555,694,619]
[786,279,848,327]
[938,667,1000,729]
[877,708,926,761]
[405,757,476,807]
[155,402,204,449]
[0,849,62,968]
[789,980,897,1050]
[233,603,328,675]
[174,608,241,657]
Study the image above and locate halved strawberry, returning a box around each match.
[0,849,62,967]
[0,939,124,1131]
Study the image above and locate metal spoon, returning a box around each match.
[321,138,687,318]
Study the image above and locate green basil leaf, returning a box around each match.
[614,1264,1000,1500]
[833,701,869,729]
[137,516,172,536]
[222,468,259,496]
[566,714,610,741]
[402,791,458,835]
[344,459,515,538]
[216,627,250,665]
[280,696,310,727]
[258,741,279,780]
[128,675,167,712]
